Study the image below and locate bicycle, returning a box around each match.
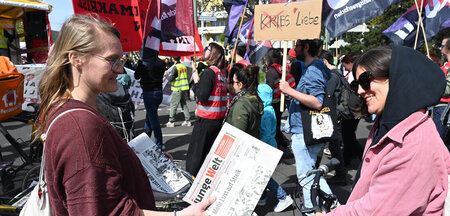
[293,158,340,215]
[153,160,194,211]
[0,104,43,195]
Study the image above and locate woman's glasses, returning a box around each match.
[356,71,374,90]
[91,53,127,71]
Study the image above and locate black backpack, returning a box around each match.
[328,69,368,120]
[96,84,135,141]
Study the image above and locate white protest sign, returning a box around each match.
[16,64,46,112]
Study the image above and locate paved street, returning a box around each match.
[0,98,373,215]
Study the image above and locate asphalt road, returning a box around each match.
[0,98,373,215]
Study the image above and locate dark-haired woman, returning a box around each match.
[265,48,295,150]
[317,46,450,215]
[187,42,228,176]
[225,64,263,137]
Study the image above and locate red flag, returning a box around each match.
[72,0,149,52]
[175,0,195,37]
[159,24,203,57]
[142,0,202,60]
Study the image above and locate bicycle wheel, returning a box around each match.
[21,165,40,191]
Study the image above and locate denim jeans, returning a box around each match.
[261,178,287,200]
[291,133,332,214]
[169,90,190,122]
[143,90,163,148]
[433,105,448,139]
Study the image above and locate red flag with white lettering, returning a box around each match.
[72,0,149,52]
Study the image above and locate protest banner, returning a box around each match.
[128,133,191,194]
[254,0,323,112]
[73,0,149,52]
[183,123,283,216]
[254,0,323,41]
[16,64,45,112]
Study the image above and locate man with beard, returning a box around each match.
[279,39,336,215]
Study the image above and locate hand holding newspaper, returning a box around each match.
[183,123,283,216]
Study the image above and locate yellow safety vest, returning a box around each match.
[171,63,189,91]
[0,29,8,49]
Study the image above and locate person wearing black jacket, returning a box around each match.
[186,43,228,176]
[134,58,166,149]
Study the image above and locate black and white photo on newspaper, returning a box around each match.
[128,133,190,194]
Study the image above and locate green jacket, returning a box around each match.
[226,93,264,139]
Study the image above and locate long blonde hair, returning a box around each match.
[36,15,120,139]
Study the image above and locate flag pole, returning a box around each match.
[193,0,197,63]
[413,0,430,57]
[413,0,424,49]
[230,3,248,66]
[335,37,338,62]
[280,40,288,112]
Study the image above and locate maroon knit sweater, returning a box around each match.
[44,100,156,215]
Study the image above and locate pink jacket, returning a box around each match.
[327,110,450,215]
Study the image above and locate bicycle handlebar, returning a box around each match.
[304,158,341,213]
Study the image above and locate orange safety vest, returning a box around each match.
[196,66,228,119]
[269,63,296,98]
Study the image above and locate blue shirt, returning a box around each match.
[289,59,330,134]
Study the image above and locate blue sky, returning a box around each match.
[44,0,74,31]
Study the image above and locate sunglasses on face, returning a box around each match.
[356,71,374,91]
[442,44,447,48]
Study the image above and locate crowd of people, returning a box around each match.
[35,14,450,215]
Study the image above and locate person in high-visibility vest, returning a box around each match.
[165,57,191,127]
[186,43,228,176]
[0,28,12,57]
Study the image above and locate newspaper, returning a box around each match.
[183,123,283,216]
[128,133,190,194]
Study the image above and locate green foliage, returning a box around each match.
[220,33,225,42]
[16,21,25,42]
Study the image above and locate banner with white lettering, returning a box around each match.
[73,0,149,52]
[323,0,401,38]
[126,67,172,107]
[16,64,46,112]
[183,123,283,216]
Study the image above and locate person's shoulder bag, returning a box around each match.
[20,108,95,216]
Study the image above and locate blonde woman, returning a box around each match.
[38,15,213,215]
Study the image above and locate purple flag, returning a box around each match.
[224,0,248,37]
[240,16,272,64]
[383,0,450,47]
[424,0,450,39]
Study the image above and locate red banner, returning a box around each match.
[73,0,149,52]
[159,25,203,57]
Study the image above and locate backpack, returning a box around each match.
[328,69,368,120]
[0,56,23,121]
[96,84,135,142]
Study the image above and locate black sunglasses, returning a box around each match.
[356,71,374,90]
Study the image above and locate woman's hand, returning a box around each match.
[279,80,292,95]
[192,70,200,84]
[164,152,173,162]
[314,212,325,216]
[178,196,216,216]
